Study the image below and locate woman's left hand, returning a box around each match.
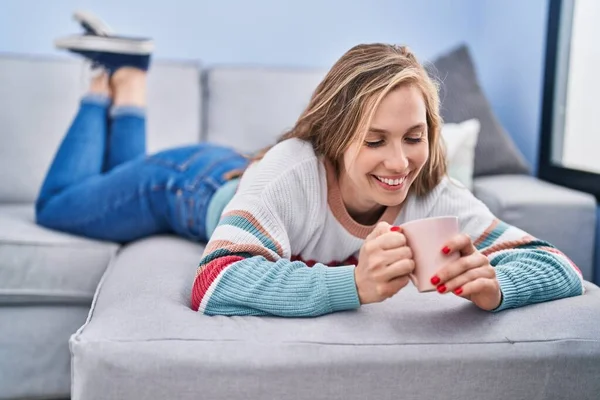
[430,233,502,311]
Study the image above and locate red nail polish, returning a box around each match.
[442,246,450,254]
[390,226,401,232]
[430,275,440,285]
[454,287,463,295]
[437,284,447,293]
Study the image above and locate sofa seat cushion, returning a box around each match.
[71,236,600,400]
[473,175,597,281]
[0,305,90,399]
[0,204,119,305]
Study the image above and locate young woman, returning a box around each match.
[38,13,584,318]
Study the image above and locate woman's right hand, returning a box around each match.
[355,221,415,304]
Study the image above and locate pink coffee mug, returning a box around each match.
[400,216,460,292]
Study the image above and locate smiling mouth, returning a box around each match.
[372,174,408,191]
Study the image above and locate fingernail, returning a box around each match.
[430,275,441,285]
[442,246,450,254]
[437,284,447,293]
[454,287,463,295]
[390,226,401,232]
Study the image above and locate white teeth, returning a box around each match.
[376,176,406,186]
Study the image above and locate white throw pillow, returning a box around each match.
[441,119,481,190]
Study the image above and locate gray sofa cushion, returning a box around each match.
[203,67,326,154]
[0,56,202,203]
[71,235,600,400]
[144,61,203,154]
[0,204,118,305]
[428,45,530,177]
[0,305,89,399]
[473,175,597,281]
[0,57,84,204]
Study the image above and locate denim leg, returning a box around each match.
[105,105,147,171]
[36,95,110,213]
[37,135,248,243]
[36,156,174,243]
[151,144,249,242]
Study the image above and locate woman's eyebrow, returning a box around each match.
[368,123,426,135]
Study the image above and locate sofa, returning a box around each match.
[1,45,600,400]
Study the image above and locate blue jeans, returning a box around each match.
[35,95,248,243]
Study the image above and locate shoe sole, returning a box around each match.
[55,35,154,54]
[73,10,113,36]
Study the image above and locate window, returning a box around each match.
[539,0,600,199]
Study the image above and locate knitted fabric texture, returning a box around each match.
[191,139,584,316]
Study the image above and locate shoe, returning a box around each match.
[73,10,113,36]
[55,35,154,73]
[72,11,114,72]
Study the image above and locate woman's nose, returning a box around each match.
[384,146,409,171]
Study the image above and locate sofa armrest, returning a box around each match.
[473,175,596,281]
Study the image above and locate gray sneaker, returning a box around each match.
[54,35,154,73]
[55,35,154,55]
[57,11,153,73]
[73,10,113,36]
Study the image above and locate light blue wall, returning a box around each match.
[0,0,478,64]
[0,0,548,171]
[471,0,549,174]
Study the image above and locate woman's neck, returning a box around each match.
[337,168,386,225]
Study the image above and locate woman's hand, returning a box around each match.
[431,233,502,311]
[355,222,415,304]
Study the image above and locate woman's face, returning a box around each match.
[339,84,429,220]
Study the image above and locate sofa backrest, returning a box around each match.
[0,56,331,204]
[0,55,202,203]
[203,66,326,154]
[0,56,84,204]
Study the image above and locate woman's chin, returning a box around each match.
[372,191,409,207]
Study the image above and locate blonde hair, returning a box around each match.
[254,43,446,196]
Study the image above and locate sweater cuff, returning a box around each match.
[491,267,520,312]
[324,265,361,312]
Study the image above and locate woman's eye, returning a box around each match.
[405,137,423,144]
[365,140,384,148]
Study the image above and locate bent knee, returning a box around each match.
[35,203,59,230]
[34,198,73,233]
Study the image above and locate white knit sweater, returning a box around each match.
[190,138,584,316]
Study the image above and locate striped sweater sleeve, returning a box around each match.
[429,179,585,311]
[190,141,360,317]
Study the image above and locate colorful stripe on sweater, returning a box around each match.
[192,213,584,315]
[191,209,285,311]
[474,218,583,278]
[472,219,584,311]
